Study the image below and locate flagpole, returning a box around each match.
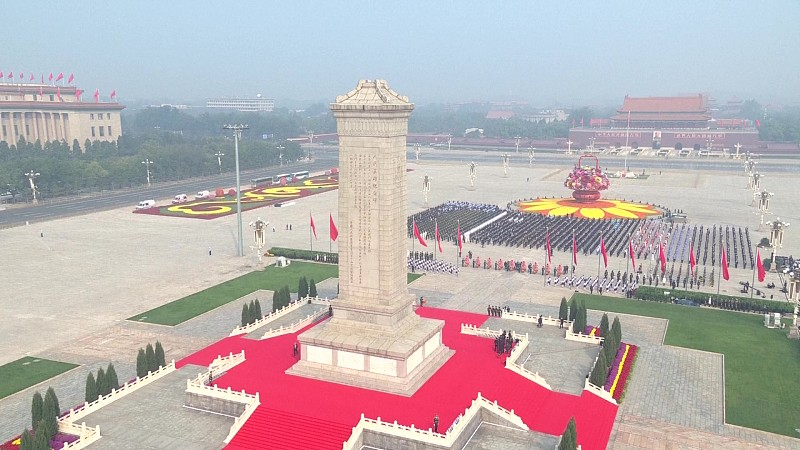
[716,244,722,296]
[597,231,602,280]
[310,213,313,252]
[626,232,631,278]
[434,219,437,260]
[750,245,756,299]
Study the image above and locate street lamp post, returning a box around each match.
[214,151,225,175]
[25,170,40,204]
[514,136,522,153]
[528,147,535,166]
[468,161,477,189]
[223,124,250,257]
[141,159,154,187]
[414,143,421,162]
[277,144,285,167]
[768,218,790,273]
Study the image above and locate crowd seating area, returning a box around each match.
[408,201,502,243]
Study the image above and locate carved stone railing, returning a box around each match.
[583,353,617,405]
[208,351,246,374]
[565,331,604,345]
[260,309,329,340]
[461,324,551,389]
[501,310,570,329]
[56,421,101,449]
[230,297,310,336]
[341,393,527,450]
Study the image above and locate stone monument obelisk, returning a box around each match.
[289,80,452,395]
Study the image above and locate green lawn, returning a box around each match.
[572,293,800,438]
[0,357,78,399]
[129,261,424,326]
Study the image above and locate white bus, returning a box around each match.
[291,170,310,180]
[273,173,291,185]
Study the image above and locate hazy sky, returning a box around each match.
[4,1,799,107]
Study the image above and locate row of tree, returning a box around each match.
[241,299,264,327]
[19,387,60,450]
[136,341,167,378]
[589,314,623,388]
[84,363,120,403]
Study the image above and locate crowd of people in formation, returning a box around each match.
[407,201,501,244]
[467,210,642,258]
[487,305,508,317]
[407,253,458,275]
[494,330,517,356]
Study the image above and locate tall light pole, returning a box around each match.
[223,124,249,257]
[514,136,522,153]
[501,153,510,177]
[141,159,154,187]
[25,170,40,204]
[214,150,224,174]
[277,144,285,167]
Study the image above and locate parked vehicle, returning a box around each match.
[195,190,215,200]
[172,194,189,204]
[136,200,156,209]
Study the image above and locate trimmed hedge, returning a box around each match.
[269,247,338,264]
[635,286,792,314]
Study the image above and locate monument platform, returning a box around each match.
[289,306,453,396]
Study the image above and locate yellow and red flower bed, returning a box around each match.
[603,342,638,401]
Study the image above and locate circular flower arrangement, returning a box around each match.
[564,155,610,202]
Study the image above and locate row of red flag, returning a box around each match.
[2,71,74,84]
[309,214,767,284]
[548,230,765,283]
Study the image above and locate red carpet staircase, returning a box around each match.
[228,408,353,450]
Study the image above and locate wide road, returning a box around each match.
[1,146,795,227]
[0,159,337,229]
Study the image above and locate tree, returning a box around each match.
[253,299,262,320]
[559,297,568,321]
[249,300,258,324]
[272,290,280,312]
[31,391,43,431]
[558,417,577,450]
[106,363,119,391]
[611,316,622,346]
[155,341,166,368]
[85,372,98,403]
[590,351,609,387]
[41,391,58,441]
[136,348,147,378]
[96,367,108,397]
[298,276,309,299]
[44,387,59,419]
[309,279,317,298]
[32,421,50,450]
[19,428,32,450]
[568,297,578,322]
[146,343,157,373]
[241,302,250,327]
[599,313,609,338]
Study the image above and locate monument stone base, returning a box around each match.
[288,304,453,396]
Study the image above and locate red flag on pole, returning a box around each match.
[39,86,43,97]
[629,240,637,272]
[572,231,578,266]
[48,72,53,82]
[110,89,117,100]
[457,221,463,253]
[600,235,608,268]
[56,86,61,101]
[756,248,765,282]
[329,213,338,242]
[546,229,552,264]
[689,244,697,275]
[7,72,12,79]
[29,73,34,82]
[310,213,317,239]
[55,72,63,82]
[755,119,761,128]
[18,72,23,80]
[659,242,667,273]
[67,73,74,84]
[413,219,428,248]
[721,245,730,281]
[435,220,442,253]
[75,89,84,101]
[93,89,99,102]
[0,72,3,78]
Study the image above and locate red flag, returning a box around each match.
[756,248,765,282]
[39,86,43,97]
[29,73,34,81]
[56,86,61,101]
[93,89,99,102]
[659,242,667,273]
[67,73,74,84]
[49,72,53,82]
[572,232,578,266]
[7,72,12,79]
[457,221,463,253]
[755,119,761,128]
[329,213,338,242]
[309,213,317,239]
[689,244,697,275]
[546,230,552,264]
[110,89,117,100]
[55,72,63,82]
[75,89,84,101]
[18,72,23,80]
[600,235,608,268]
[0,71,3,78]
[435,220,442,253]
[413,219,428,248]
[629,240,637,272]
[721,246,730,281]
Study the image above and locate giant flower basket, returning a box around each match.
[564,154,610,202]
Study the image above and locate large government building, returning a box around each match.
[0,82,124,150]
[569,95,760,153]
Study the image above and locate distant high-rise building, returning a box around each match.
[206,95,274,112]
[0,82,123,150]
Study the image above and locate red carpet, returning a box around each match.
[178,307,618,449]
